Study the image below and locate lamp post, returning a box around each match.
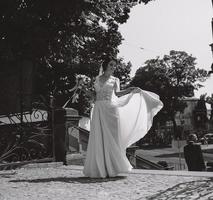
[19,63,23,125]
[210,43,213,58]
[210,15,213,72]
[209,9,213,126]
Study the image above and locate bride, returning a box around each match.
[83,57,163,178]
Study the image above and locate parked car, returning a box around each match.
[200,133,213,144]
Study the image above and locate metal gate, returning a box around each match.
[0,95,55,170]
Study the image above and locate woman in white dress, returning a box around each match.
[83,58,163,178]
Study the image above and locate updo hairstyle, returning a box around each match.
[102,57,116,72]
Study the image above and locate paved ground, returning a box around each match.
[66,144,213,170]
[136,144,213,170]
[1,164,213,200]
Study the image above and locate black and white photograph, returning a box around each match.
[0,0,213,199]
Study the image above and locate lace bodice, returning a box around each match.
[94,76,119,101]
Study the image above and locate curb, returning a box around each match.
[64,165,213,178]
[21,162,63,169]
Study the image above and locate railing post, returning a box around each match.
[50,95,56,162]
[19,64,23,125]
[54,108,67,165]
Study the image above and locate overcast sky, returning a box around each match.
[118,0,213,98]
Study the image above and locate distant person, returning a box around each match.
[184,134,206,171]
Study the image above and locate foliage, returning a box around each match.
[0,0,154,114]
[205,94,213,120]
[131,50,209,133]
[114,59,132,88]
[0,0,153,63]
[193,94,208,130]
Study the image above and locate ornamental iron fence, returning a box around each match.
[0,95,55,170]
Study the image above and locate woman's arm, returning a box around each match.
[115,87,136,97]
[114,78,141,97]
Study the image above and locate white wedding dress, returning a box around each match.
[83,75,163,178]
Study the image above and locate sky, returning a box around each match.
[118,0,213,98]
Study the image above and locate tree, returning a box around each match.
[193,94,208,130]
[0,0,153,114]
[0,0,152,65]
[206,94,213,120]
[114,59,132,88]
[131,50,209,136]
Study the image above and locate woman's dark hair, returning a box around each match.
[102,57,116,71]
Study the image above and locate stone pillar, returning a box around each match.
[126,145,139,168]
[64,108,82,153]
[54,108,67,165]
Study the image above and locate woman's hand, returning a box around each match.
[116,86,141,97]
[132,87,141,93]
[127,87,141,94]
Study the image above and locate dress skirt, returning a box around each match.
[83,90,163,178]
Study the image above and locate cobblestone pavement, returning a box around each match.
[0,165,213,200]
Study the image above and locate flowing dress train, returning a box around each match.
[83,76,163,178]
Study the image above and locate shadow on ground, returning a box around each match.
[150,147,213,159]
[139,145,171,150]
[155,152,184,158]
[9,176,127,184]
[203,148,213,153]
[146,178,213,200]
[0,172,17,178]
